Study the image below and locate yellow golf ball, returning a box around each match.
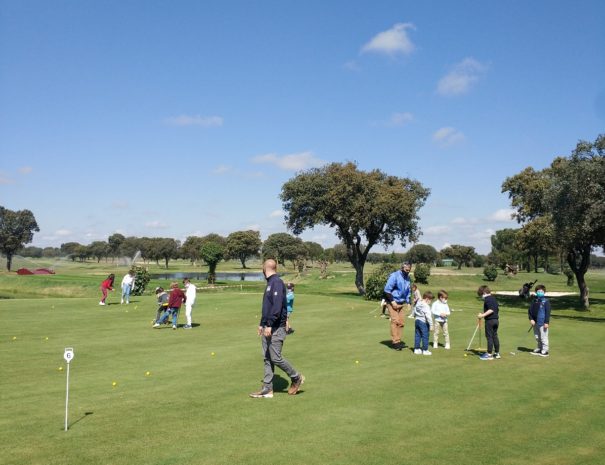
[12,336,17,341]
[112,381,117,387]
[58,366,63,371]
[464,354,468,358]
[145,371,151,376]
[211,352,215,356]
[355,360,359,364]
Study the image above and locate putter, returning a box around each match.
[465,320,481,351]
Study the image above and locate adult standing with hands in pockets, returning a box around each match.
[249,259,305,399]
[383,262,412,350]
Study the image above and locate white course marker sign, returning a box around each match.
[63,348,74,431]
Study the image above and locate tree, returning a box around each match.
[200,237,225,284]
[405,244,438,265]
[225,230,262,268]
[262,233,302,266]
[514,217,557,272]
[60,242,82,261]
[304,241,324,264]
[88,241,110,263]
[0,207,40,271]
[502,134,605,309]
[150,238,179,269]
[181,236,205,265]
[489,228,522,269]
[440,245,476,270]
[281,162,429,295]
[19,246,43,258]
[108,233,125,261]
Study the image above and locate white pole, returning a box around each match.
[64,362,70,431]
[465,321,480,351]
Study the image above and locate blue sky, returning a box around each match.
[1,0,604,254]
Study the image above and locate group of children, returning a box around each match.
[98,271,136,305]
[382,282,551,359]
[152,278,197,329]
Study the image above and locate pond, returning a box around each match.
[150,272,266,282]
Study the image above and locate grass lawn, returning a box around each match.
[1,260,605,465]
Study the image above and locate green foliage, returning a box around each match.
[564,268,575,286]
[364,263,395,301]
[226,230,262,268]
[131,266,150,295]
[440,244,476,270]
[280,161,430,294]
[200,239,225,283]
[413,263,431,284]
[489,228,522,268]
[262,233,306,267]
[405,244,438,265]
[0,206,39,271]
[483,264,499,281]
[502,133,605,308]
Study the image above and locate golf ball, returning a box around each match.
[58,366,64,371]
[211,352,215,356]
[112,381,117,387]
[355,360,359,364]
[12,336,17,341]
[145,371,151,376]
[464,354,468,358]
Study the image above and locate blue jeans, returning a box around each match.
[157,307,179,326]
[121,284,132,303]
[415,319,430,350]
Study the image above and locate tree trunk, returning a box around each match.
[164,257,169,269]
[567,246,591,310]
[533,255,538,273]
[353,262,365,295]
[6,253,12,271]
[240,256,247,269]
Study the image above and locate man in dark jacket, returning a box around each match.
[249,259,305,398]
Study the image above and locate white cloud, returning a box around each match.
[18,166,33,174]
[377,112,414,127]
[343,60,361,71]
[489,209,516,222]
[247,224,261,231]
[436,57,488,96]
[451,217,481,225]
[213,165,232,174]
[145,220,168,229]
[432,127,465,147]
[269,210,284,218]
[0,172,14,184]
[251,151,326,171]
[470,228,496,241]
[164,114,224,127]
[424,225,451,235]
[361,23,416,56]
[111,201,129,210]
[55,229,73,237]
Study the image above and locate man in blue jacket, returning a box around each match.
[249,259,305,398]
[383,262,412,350]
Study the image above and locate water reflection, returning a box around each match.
[150,272,265,281]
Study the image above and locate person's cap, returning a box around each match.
[287,282,294,289]
[402,261,411,267]
[155,287,163,293]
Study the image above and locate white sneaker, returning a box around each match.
[433,343,438,349]
[120,299,124,304]
[99,302,105,306]
[445,344,450,350]
[413,348,422,355]
[152,323,160,328]
[422,350,432,356]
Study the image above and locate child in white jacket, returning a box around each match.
[432,290,451,349]
[413,291,434,355]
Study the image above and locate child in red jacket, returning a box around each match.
[99,274,115,305]
[153,282,186,329]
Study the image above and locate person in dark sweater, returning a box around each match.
[153,282,185,330]
[528,284,551,357]
[249,259,304,398]
[477,285,501,360]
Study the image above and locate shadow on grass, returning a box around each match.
[272,375,305,396]
[66,411,93,430]
[491,294,605,320]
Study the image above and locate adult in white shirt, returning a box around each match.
[183,278,197,329]
[121,271,135,304]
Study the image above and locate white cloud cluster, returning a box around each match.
[18,166,33,174]
[432,127,465,147]
[145,220,168,229]
[164,114,224,127]
[388,112,414,127]
[437,57,487,96]
[269,210,284,218]
[361,23,416,56]
[252,151,326,171]
[489,209,516,222]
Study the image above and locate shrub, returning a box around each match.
[365,263,396,301]
[131,266,150,295]
[547,265,561,275]
[563,268,575,286]
[413,263,431,284]
[483,264,498,281]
